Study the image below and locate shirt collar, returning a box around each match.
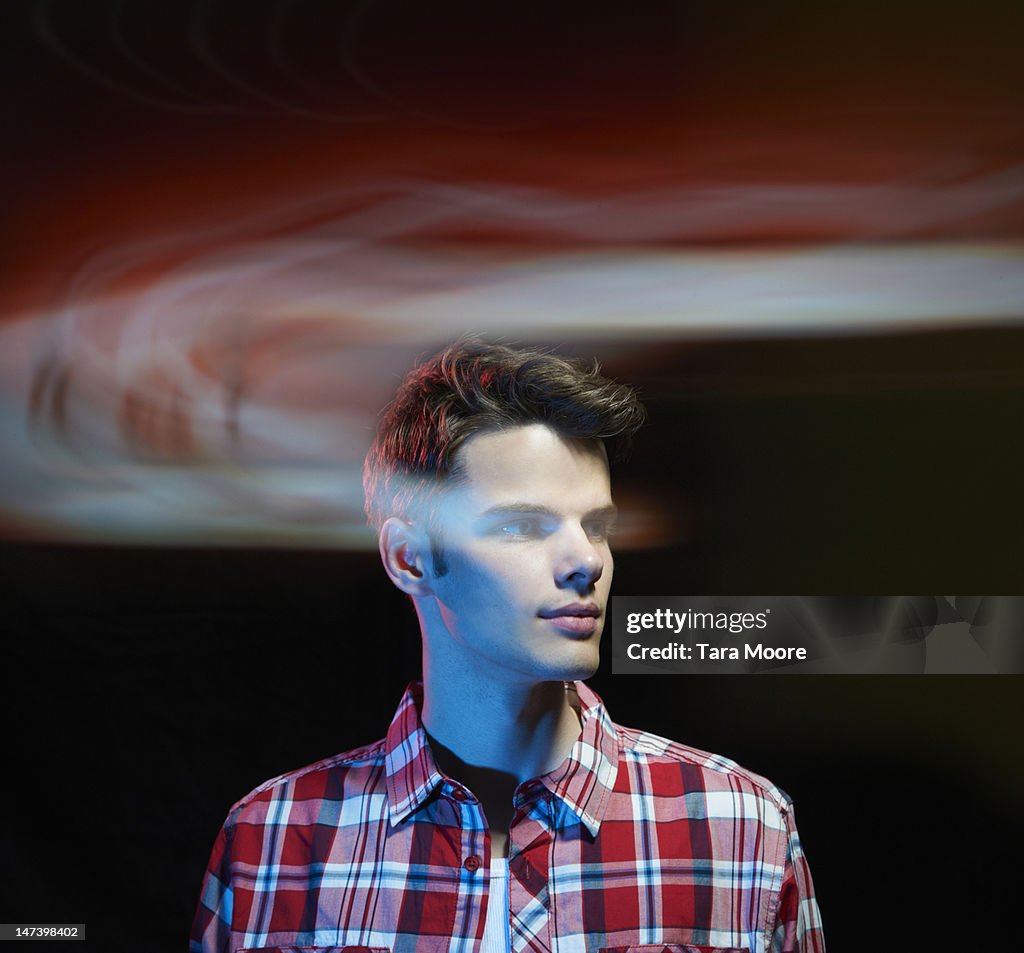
[383,682,447,826]
[384,680,620,837]
[538,680,620,837]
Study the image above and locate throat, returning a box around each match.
[490,828,509,860]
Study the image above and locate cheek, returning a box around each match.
[434,547,521,609]
[599,547,614,588]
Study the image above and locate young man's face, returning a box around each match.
[425,423,616,686]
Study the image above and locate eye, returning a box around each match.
[583,519,616,541]
[498,518,539,538]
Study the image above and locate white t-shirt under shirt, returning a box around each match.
[480,858,511,953]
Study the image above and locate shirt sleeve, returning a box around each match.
[189,819,235,953]
[769,802,826,953]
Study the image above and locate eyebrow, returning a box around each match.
[478,502,618,521]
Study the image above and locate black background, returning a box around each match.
[2,3,1023,951]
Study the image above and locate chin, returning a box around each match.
[551,646,601,682]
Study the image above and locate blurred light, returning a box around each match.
[2,178,1022,546]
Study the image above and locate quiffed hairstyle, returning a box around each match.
[363,339,646,530]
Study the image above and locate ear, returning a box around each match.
[379,516,435,597]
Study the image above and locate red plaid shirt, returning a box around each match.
[191,682,825,953]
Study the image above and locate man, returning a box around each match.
[191,340,826,953]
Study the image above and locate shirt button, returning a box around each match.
[451,789,467,802]
[463,855,482,872]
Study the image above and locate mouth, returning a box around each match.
[538,603,602,636]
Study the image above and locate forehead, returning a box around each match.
[449,424,612,512]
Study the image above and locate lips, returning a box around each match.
[538,603,601,619]
[538,603,602,636]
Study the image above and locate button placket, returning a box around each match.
[450,791,487,880]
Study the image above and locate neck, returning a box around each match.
[420,658,583,784]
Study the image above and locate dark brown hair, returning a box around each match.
[363,339,646,531]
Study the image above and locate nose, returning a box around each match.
[554,525,606,591]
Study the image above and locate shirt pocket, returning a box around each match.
[600,946,750,953]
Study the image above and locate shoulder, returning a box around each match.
[222,736,389,829]
[614,721,794,817]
